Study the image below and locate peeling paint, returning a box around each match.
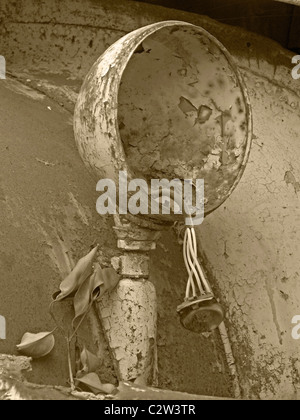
[74,21,252,223]
[284,170,300,194]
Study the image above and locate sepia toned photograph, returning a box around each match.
[0,0,299,403]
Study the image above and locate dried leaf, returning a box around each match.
[72,265,103,325]
[16,331,55,359]
[77,347,101,376]
[96,268,120,301]
[72,266,120,326]
[54,245,99,301]
[76,373,115,395]
[72,275,95,325]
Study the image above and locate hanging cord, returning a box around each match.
[183,227,212,300]
[182,226,241,397]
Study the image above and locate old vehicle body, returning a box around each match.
[0,0,299,400]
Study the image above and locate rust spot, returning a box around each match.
[134,43,151,54]
[217,77,225,87]
[196,105,213,125]
[177,68,187,77]
[280,291,289,301]
[134,44,145,54]
[169,27,180,35]
[178,96,197,115]
[284,171,300,194]
[119,121,125,130]
[236,97,244,114]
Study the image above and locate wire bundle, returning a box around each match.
[183,227,212,300]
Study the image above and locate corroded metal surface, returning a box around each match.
[1,0,300,400]
[0,77,230,396]
[0,79,117,386]
[98,219,159,385]
[98,278,157,384]
[74,21,252,384]
[198,66,300,399]
[0,355,229,400]
[74,21,252,220]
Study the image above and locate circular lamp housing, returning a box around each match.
[74,21,252,224]
[177,296,225,333]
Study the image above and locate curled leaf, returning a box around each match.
[96,268,120,301]
[16,331,55,359]
[76,372,115,395]
[73,265,103,325]
[54,245,99,301]
[72,276,94,326]
[72,266,120,326]
[77,347,101,377]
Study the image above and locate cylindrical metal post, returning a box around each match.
[98,219,161,385]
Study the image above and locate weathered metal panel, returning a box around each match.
[0,0,299,399]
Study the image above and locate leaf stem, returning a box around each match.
[69,299,95,342]
[49,301,68,338]
[67,336,75,391]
